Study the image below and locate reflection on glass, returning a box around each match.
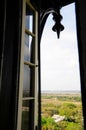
[24,34,32,62]
[25,6,33,32]
[23,65,30,97]
[21,100,29,130]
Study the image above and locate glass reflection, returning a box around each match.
[24,34,32,62]
[22,100,29,130]
[23,65,30,97]
[25,6,33,32]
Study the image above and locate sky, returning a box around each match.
[41,3,81,91]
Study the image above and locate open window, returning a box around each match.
[17,0,39,130]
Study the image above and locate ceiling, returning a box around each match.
[31,0,75,11]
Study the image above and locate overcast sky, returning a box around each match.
[41,3,81,91]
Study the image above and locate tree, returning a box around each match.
[66,122,83,130]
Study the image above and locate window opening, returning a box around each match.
[41,3,84,130]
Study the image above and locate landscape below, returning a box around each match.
[41,90,84,130]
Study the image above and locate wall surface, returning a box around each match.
[75,0,86,129]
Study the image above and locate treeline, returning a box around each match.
[42,94,81,102]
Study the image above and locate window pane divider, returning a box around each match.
[22,97,35,100]
[26,0,36,11]
[25,29,35,37]
[24,60,38,67]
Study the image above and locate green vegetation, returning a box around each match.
[41,92,84,130]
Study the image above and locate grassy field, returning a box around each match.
[41,91,84,130]
[42,92,81,105]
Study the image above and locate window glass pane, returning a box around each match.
[21,100,29,130]
[23,65,31,97]
[24,34,32,62]
[21,100,34,130]
[25,5,34,32]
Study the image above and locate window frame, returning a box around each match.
[17,0,39,130]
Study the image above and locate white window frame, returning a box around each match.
[17,0,38,129]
